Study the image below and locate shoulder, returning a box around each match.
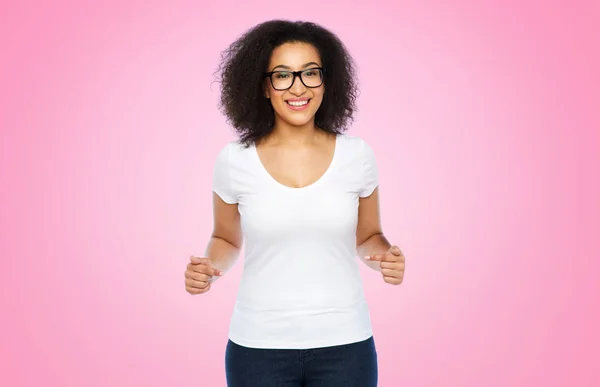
[337,134,379,197]
[212,140,253,203]
[217,139,250,154]
[215,140,254,166]
[337,133,375,157]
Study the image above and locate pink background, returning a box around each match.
[1,1,599,386]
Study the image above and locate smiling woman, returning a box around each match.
[215,20,358,146]
[184,20,406,387]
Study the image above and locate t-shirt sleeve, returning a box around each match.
[212,143,238,204]
[359,139,379,198]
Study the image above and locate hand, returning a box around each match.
[185,255,223,295]
[365,245,406,285]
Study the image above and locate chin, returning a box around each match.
[282,115,315,127]
[274,104,322,128]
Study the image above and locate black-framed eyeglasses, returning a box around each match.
[264,67,325,91]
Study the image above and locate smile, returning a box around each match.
[286,98,310,110]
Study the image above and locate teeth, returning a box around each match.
[287,100,308,106]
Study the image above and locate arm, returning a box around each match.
[205,192,243,279]
[356,187,391,271]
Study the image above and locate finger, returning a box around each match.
[381,268,404,278]
[364,253,387,262]
[187,282,211,295]
[185,277,210,290]
[185,277,209,289]
[189,256,223,276]
[366,253,398,262]
[189,262,223,277]
[380,261,405,270]
[185,271,211,282]
[192,265,222,277]
[383,276,403,285]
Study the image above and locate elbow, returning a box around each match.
[357,231,384,248]
[211,233,243,250]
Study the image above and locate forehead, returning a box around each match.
[269,42,321,68]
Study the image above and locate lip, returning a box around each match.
[285,98,311,111]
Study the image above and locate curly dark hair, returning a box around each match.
[215,20,359,146]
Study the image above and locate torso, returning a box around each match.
[213,133,378,349]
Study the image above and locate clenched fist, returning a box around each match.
[365,245,406,285]
[185,255,223,295]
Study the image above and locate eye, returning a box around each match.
[275,72,291,79]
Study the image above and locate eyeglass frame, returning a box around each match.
[264,67,326,91]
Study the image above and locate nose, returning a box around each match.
[289,73,306,95]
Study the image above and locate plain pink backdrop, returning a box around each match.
[1,1,599,386]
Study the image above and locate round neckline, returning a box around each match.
[252,134,340,191]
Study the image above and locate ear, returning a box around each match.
[263,80,271,99]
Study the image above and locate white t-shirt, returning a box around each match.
[212,133,379,349]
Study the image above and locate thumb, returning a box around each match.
[388,245,402,256]
[190,256,223,276]
[190,255,212,265]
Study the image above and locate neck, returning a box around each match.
[266,118,321,146]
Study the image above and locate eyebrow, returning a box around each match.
[271,61,321,71]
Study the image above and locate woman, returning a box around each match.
[184,20,406,387]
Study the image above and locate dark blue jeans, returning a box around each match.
[225,336,378,387]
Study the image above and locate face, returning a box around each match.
[265,42,325,128]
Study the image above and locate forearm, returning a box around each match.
[357,232,391,271]
[204,235,241,276]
